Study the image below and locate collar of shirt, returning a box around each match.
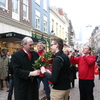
[82,54,90,57]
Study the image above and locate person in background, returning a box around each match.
[70,46,96,100]
[97,53,100,80]
[0,49,10,91]
[63,48,77,88]
[11,37,40,100]
[41,38,70,100]
[7,59,14,100]
[37,42,50,100]
[7,52,11,59]
[63,48,70,57]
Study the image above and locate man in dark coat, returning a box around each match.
[11,37,40,100]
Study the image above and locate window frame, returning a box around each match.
[35,9,40,30]
[0,0,8,9]
[43,0,47,11]
[23,0,29,19]
[43,15,47,33]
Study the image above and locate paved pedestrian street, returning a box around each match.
[0,75,100,100]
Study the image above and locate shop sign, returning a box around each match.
[38,39,46,44]
[6,33,13,37]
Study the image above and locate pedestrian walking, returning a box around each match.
[70,46,96,100]
[11,37,40,100]
[41,38,71,100]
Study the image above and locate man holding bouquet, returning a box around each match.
[41,38,71,100]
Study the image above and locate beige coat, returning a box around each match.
[0,56,10,79]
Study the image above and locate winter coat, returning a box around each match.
[0,55,10,79]
[11,49,39,100]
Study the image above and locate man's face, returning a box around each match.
[1,52,7,56]
[50,41,57,53]
[37,44,44,51]
[83,46,90,54]
[23,39,34,52]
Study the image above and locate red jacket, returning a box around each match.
[38,50,45,77]
[70,55,96,80]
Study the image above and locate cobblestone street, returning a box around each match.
[0,74,100,100]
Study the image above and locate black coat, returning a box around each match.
[11,49,39,100]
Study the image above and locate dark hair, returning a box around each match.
[87,45,91,51]
[51,38,63,51]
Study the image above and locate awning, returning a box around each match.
[0,32,46,43]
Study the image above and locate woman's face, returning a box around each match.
[63,50,69,55]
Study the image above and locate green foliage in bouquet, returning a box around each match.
[32,51,54,70]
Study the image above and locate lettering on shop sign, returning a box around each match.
[6,33,13,37]
[38,39,46,44]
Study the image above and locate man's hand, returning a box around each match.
[41,66,46,74]
[29,70,40,76]
[46,69,52,75]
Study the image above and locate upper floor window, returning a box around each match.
[43,0,47,11]
[23,0,28,19]
[12,0,18,13]
[0,0,7,9]
[44,15,47,32]
[36,10,40,30]
[35,0,40,5]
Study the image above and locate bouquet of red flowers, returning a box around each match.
[32,51,54,70]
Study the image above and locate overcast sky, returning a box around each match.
[50,0,100,42]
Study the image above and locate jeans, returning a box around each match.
[37,77,50,98]
[8,76,14,100]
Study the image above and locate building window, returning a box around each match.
[36,10,40,30]
[12,0,18,13]
[23,0,28,19]
[59,25,61,37]
[56,23,58,35]
[44,15,47,32]
[0,0,7,8]
[35,0,40,5]
[43,0,47,11]
[52,19,54,32]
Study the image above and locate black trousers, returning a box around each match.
[79,79,94,100]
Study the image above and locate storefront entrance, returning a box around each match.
[0,32,47,55]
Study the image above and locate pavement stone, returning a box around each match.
[0,74,100,100]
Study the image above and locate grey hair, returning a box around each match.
[21,37,32,45]
[37,42,44,46]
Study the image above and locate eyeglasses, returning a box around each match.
[50,43,56,46]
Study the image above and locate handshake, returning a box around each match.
[29,66,51,77]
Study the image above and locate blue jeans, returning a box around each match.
[37,77,50,98]
[7,76,14,100]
